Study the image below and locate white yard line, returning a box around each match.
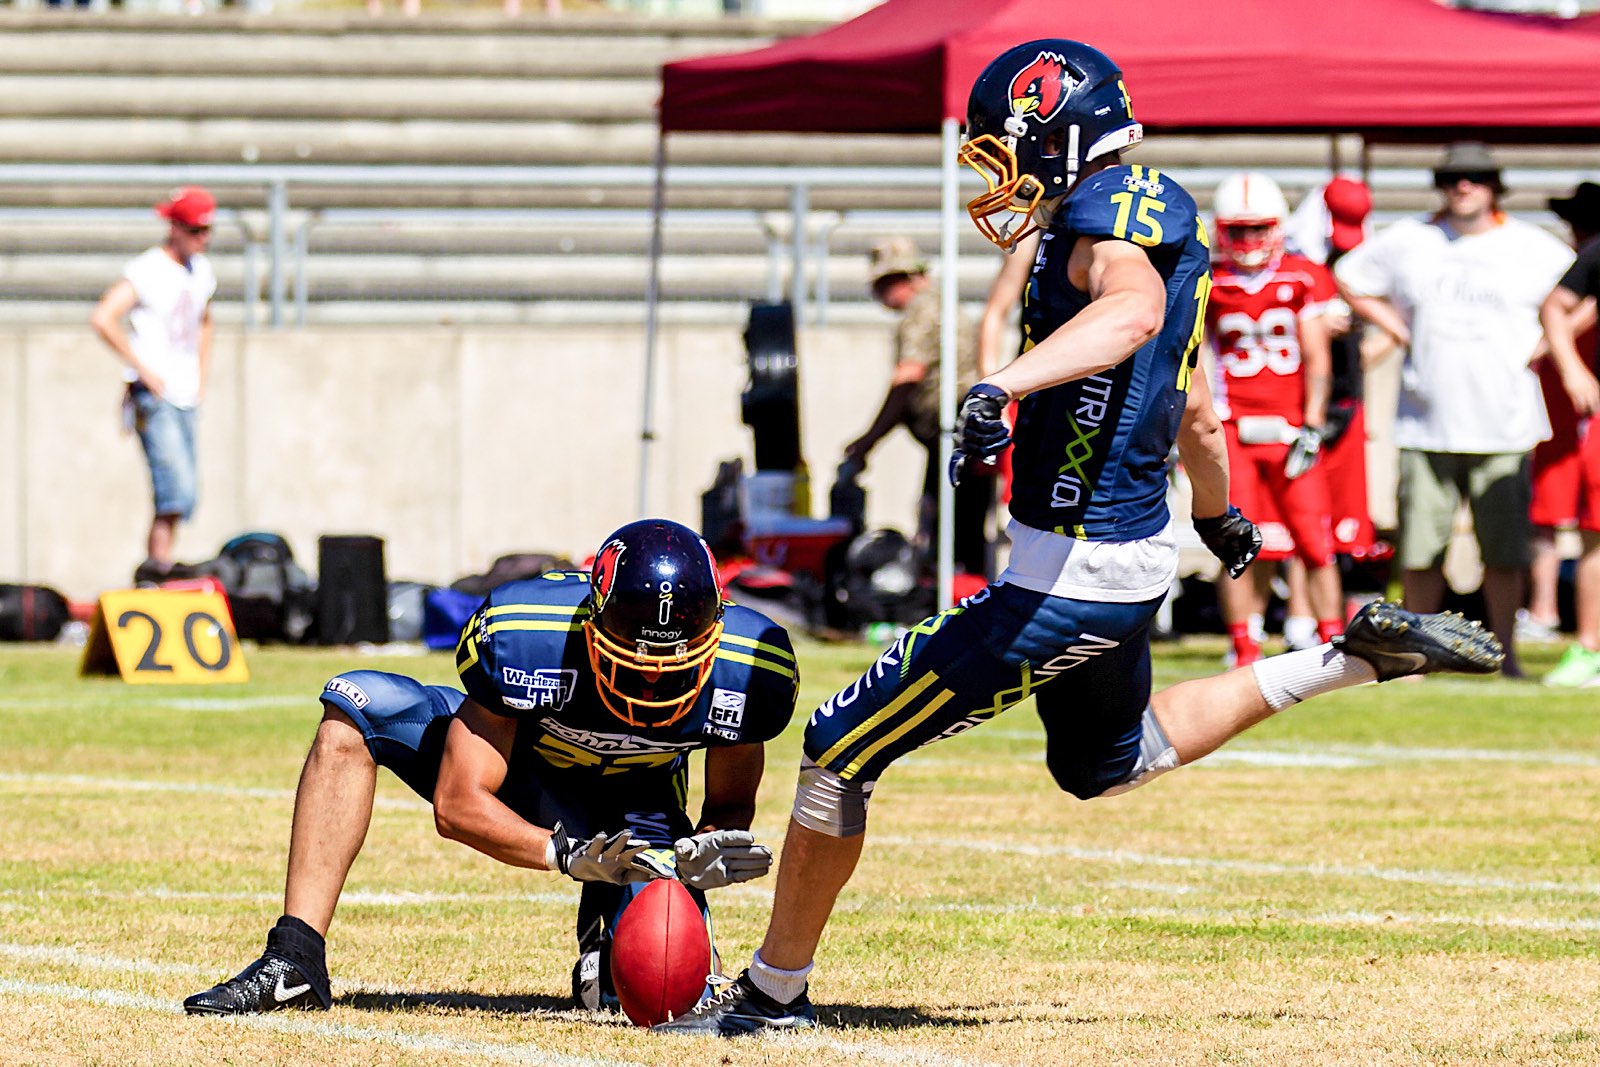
[0,772,429,811]
[0,696,305,712]
[0,977,643,1067]
[872,836,1600,896]
[0,970,1020,1067]
[915,901,1600,935]
[967,734,1600,767]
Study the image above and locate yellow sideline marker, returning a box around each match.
[80,588,248,684]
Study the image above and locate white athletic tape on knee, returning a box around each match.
[1099,705,1180,797]
[792,755,873,837]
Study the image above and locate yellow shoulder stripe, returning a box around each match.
[486,620,585,636]
[714,648,796,680]
[485,602,588,619]
[718,632,796,663]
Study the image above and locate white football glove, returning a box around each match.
[546,823,665,885]
[1284,425,1324,480]
[672,829,773,890]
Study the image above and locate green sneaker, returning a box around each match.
[1543,644,1600,688]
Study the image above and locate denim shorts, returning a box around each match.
[131,385,198,519]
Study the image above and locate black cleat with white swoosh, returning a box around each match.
[184,953,331,1015]
[1333,601,1504,681]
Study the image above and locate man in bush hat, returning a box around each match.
[1534,182,1600,685]
[1336,143,1573,677]
[842,236,989,577]
[91,186,219,580]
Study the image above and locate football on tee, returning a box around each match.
[609,877,711,1027]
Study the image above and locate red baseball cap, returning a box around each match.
[155,186,216,228]
[1323,177,1372,252]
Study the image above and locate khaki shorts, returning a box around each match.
[1397,449,1531,570]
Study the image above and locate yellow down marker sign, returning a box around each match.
[80,588,249,684]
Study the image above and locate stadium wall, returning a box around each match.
[0,324,927,600]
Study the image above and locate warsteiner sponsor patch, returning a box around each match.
[502,667,578,711]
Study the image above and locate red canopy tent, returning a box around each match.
[662,0,1600,139]
[641,0,1600,599]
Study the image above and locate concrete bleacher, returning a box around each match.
[1,10,1596,323]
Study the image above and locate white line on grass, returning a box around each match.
[0,972,1021,1067]
[0,695,303,713]
[966,735,1600,767]
[0,977,644,1067]
[872,836,1600,896]
[0,772,429,811]
[914,902,1600,935]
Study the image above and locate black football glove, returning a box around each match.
[948,383,1011,487]
[1194,506,1263,580]
[1283,425,1324,480]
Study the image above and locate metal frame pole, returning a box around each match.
[268,178,288,329]
[937,117,960,611]
[638,130,668,516]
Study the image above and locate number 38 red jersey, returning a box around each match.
[1205,253,1337,423]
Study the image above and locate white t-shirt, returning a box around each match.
[121,246,217,410]
[1334,216,1571,453]
[998,518,1177,603]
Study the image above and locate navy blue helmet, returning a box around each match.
[959,40,1143,249]
[584,518,725,729]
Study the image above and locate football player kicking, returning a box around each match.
[1206,171,1346,666]
[184,519,797,1016]
[655,40,1503,1037]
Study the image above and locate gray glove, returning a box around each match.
[547,823,664,885]
[672,829,773,890]
[1284,425,1324,480]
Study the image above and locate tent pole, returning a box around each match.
[639,128,667,517]
[937,116,959,612]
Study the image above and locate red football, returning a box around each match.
[609,877,712,1027]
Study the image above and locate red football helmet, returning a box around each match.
[1213,171,1289,271]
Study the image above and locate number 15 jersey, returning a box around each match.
[1013,164,1212,542]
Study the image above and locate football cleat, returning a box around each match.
[650,969,816,1036]
[183,953,331,1015]
[1332,601,1504,682]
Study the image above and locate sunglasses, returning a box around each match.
[1435,171,1499,189]
[180,224,212,235]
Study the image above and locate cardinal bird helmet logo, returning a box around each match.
[1008,50,1075,124]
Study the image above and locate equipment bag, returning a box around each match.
[197,533,317,643]
[0,583,69,642]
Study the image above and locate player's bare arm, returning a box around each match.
[1298,310,1332,428]
[984,236,1165,399]
[977,232,1038,377]
[431,696,555,869]
[1540,284,1600,415]
[697,741,764,833]
[1177,369,1229,520]
[672,742,774,890]
[90,278,165,396]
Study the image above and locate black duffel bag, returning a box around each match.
[0,583,70,642]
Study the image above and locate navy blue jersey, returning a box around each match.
[454,572,797,786]
[1013,163,1213,540]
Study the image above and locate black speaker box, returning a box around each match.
[317,535,389,645]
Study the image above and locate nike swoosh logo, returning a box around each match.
[274,975,312,1003]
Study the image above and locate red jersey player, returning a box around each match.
[1206,172,1345,666]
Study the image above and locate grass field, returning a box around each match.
[1,634,1597,1067]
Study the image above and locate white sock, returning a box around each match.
[1251,644,1378,710]
[748,949,811,1004]
[1282,614,1318,650]
[1248,612,1267,644]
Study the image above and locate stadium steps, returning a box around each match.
[0,11,1592,321]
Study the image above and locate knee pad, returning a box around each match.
[1098,705,1181,798]
[792,756,874,838]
